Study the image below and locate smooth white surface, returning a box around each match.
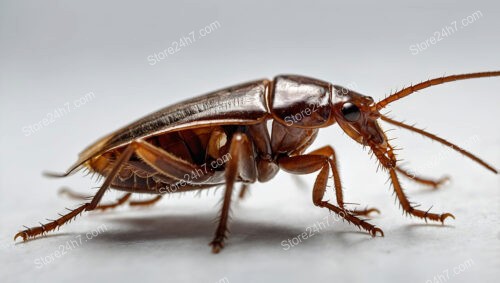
[1,1,499,283]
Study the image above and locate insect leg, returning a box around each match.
[373,142,455,223]
[94,193,132,210]
[389,167,454,223]
[210,133,257,253]
[129,195,163,207]
[278,153,383,236]
[305,145,379,216]
[396,166,450,189]
[14,203,89,241]
[60,187,142,208]
[14,144,136,241]
[132,140,216,184]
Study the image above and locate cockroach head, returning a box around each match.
[331,85,388,148]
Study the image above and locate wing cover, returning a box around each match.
[67,79,271,173]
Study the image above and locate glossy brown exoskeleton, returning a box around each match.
[15,72,499,253]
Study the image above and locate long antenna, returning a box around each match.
[380,115,497,174]
[376,71,500,110]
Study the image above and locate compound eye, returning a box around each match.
[341,102,361,122]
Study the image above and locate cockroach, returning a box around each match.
[15,71,499,253]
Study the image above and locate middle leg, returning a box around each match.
[210,133,257,253]
[305,145,380,216]
[278,152,383,236]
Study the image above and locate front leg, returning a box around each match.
[396,166,449,189]
[375,143,454,223]
[390,168,454,223]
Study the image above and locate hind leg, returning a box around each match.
[59,188,133,210]
[15,144,136,241]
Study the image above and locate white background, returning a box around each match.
[1,1,499,282]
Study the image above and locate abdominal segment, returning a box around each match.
[84,125,245,194]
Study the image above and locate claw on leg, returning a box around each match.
[319,201,384,237]
[390,168,455,224]
[14,203,90,241]
[15,144,136,242]
[209,237,226,254]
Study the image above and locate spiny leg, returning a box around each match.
[14,144,136,241]
[95,193,132,210]
[129,195,162,207]
[210,133,256,253]
[396,166,449,189]
[129,139,257,253]
[306,145,379,216]
[60,187,134,210]
[15,203,90,241]
[373,142,454,223]
[389,167,454,223]
[278,152,383,236]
